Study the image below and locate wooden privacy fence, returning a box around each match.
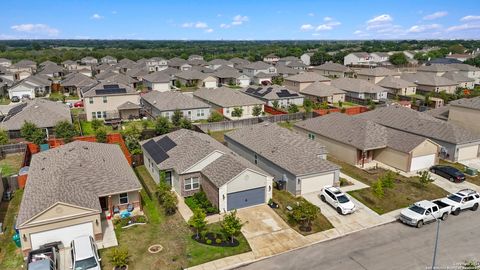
[313,106,369,116]
[263,105,287,115]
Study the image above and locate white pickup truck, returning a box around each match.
[441,189,480,215]
[399,200,452,228]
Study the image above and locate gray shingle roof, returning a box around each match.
[354,105,480,144]
[312,62,352,72]
[242,85,304,101]
[449,63,480,72]
[441,71,475,83]
[61,73,97,88]
[141,91,210,111]
[449,96,480,111]
[300,81,345,97]
[82,81,137,97]
[377,76,416,89]
[143,71,171,83]
[118,101,141,110]
[225,123,339,176]
[331,78,387,94]
[243,61,273,70]
[356,67,399,77]
[194,87,264,107]
[401,73,458,87]
[285,72,330,83]
[0,99,71,131]
[417,64,459,73]
[175,70,210,80]
[17,141,141,227]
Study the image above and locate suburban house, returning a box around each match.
[276,65,300,78]
[62,60,78,71]
[442,71,475,89]
[206,59,234,70]
[168,57,190,70]
[343,52,372,66]
[8,74,51,99]
[294,113,440,172]
[242,85,304,107]
[311,62,353,78]
[145,57,168,72]
[242,61,277,84]
[299,81,346,104]
[300,52,314,66]
[175,70,217,89]
[82,82,140,121]
[417,64,458,76]
[225,123,340,195]
[81,56,98,65]
[188,54,204,61]
[213,66,251,87]
[96,72,139,88]
[141,129,273,212]
[401,73,458,94]
[193,87,264,119]
[449,63,480,84]
[101,55,118,64]
[331,78,388,101]
[370,52,390,64]
[0,99,71,139]
[60,72,97,96]
[230,57,250,70]
[17,141,142,254]
[283,72,331,92]
[355,105,480,162]
[141,91,211,121]
[142,71,171,91]
[377,76,417,96]
[38,64,65,78]
[0,58,12,67]
[356,67,400,84]
[448,97,480,134]
[263,54,280,64]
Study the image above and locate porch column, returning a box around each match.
[139,191,143,211]
[108,195,113,217]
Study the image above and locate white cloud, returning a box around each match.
[91,13,103,20]
[316,20,341,31]
[422,11,447,20]
[232,15,249,25]
[300,24,314,31]
[460,15,480,21]
[205,28,214,33]
[195,22,208,29]
[11,23,59,36]
[308,13,315,17]
[323,16,332,21]
[367,14,393,25]
[182,22,209,29]
[407,24,441,33]
[446,23,480,32]
[220,23,231,29]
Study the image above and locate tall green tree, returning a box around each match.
[171,110,183,127]
[221,210,244,243]
[54,121,78,142]
[389,53,408,66]
[31,129,46,145]
[20,121,40,142]
[154,116,171,135]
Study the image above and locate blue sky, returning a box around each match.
[1,0,480,40]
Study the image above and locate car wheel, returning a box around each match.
[453,208,461,216]
[416,220,424,228]
[449,177,454,182]
[320,195,326,202]
[336,207,343,215]
[472,203,479,211]
[441,213,448,221]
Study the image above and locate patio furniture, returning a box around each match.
[120,210,131,219]
[113,206,120,214]
[127,204,134,212]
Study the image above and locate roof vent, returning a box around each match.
[83,146,88,150]
[153,100,157,104]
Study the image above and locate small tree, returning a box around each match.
[31,129,46,145]
[171,110,183,127]
[380,171,395,189]
[287,104,299,113]
[188,208,207,239]
[109,247,130,268]
[156,172,171,204]
[95,127,108,143]
[207,111,224,122]
[0,129,9,145]
[290,201,317,231]
[372,180,384,198]
[20,121,39,142]
[175,80,182,88]
[91,119,104,131]
[389,53,408,66]
[179,117,192,129]
[338,100,343,108]
[221,210,244,243]
[163,191,178,215]
[154,116,171,135]
[303,99,313,113]
[252,105,262,117]
[122,125,142,154]
[417,170,434,186]
[231,107,243,118]
[272,100,279,109]
[54,121,77,142]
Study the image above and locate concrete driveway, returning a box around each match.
[236,205,309,258]
[431,173,480,193]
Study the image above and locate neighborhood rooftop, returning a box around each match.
[193,86,264,107]
[141,91,210,111]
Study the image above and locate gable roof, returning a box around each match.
[300,81,345,97]
[141,91,210,111]
[243,61,273,70]
[356,67,399,77]
[449,96,480,111]
[331,78,387,94]
[417,64,459,73]
[175,70,211,80]
[242,85,304,101]
[61,72,97,88]
[441,71,475,83]
[17,141,141,227]
[225,123,339,176]
[425,105,450,121]
[312,62,352,72]
[285,72,330,83]
[143,71,171,83]
[377,76,416,89]
[82,81,138,97]
[194,87,263,107]
[400,73,458,87]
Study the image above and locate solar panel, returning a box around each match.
[95,88,127,95]
[4,103,27,122]
[276,89,299,98]
[157,136,177,152]
[104,84,120,89]
[143,139,169,164]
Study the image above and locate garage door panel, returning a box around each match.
[301,173,335,195]
[458,145,479,161]
[30,222,94,250]
[227,187,265,211]
[410,154,436,171]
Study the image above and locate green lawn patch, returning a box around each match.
[0,98,10,105]
[0,153,25,177]
[80,121,113,136]
[277,121,297,130]
[134,165,158,197]
[439,160,480,186]
[0,190,25,270]
[272,189,333,235]
[208,130,233,143]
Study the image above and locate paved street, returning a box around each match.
[236,210,480,270]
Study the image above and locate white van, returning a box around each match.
[70,236,101,270]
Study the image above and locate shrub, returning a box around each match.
[95,127,108,143]
[0,129,9,145]
[380,171,395,189]
[372,180,384,198]
[206,239,212,245]
[289,201,317,231]
[154,116,171,135]
[135,215,147,223]
[91,119,104,131]
[163,191,178,215]
[417,170,434,186]
[215,238,222,244]
[287,104,299,113]
[21,121,40,142]
[207,111,224,122]
[109,248,130,267]
[185,191,219,214]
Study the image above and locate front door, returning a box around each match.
[99,197,108,211]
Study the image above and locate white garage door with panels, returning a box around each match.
[300,172,335,195]
[458,145,479,161]
[410,154,436,171]
[30,222,94,249]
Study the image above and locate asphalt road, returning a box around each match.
[236,210,480,270]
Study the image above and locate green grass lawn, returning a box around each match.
[122,119,155,131]
[0,98,10,105]
[439,160,480,186]
[272,189,333,235]
[328,157,449,214]
[0,153,24,177]
[209,130,234,143]
[80,121,114,136]
[332,101,357,108]
[0,190,25,270]
[276,121,297,130]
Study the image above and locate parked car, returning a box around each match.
[74,100,84,108]
[27,244,59,270]
[11,96,20,103]
[320,186,356,215]
[399,200,452,228]
[441,189,480,215]
[429,165,466,182]
[70,236,101,270]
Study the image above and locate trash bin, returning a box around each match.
[12,233,21,248]
[276,181,286,190]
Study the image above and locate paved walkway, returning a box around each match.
[338,172,369,192]
[176,192,193,222]
[97,217,118,249]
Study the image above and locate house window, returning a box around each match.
[97,111,102,118]
[165,112,170,118]
[103,96,107,103]
[103,111,107,118]
[308,133,315,140]
[91,112,96,119]
[184,177,199,191]
[119,193,128,204]
[254,153,258,164]
[89,97,93,104]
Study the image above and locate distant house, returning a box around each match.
[143,71,171,91]
[401,73,458,94]
[101,55,117,64]
[299,81,346,104]
[294,113,440,172]
[62,60,78,71]
[229,57,250,69]
[96,71,139,88]
[283,72,331,92]
[442,71,475,89]
[145,57,168,72]
[276,65,300,78]
[448,97,480,134]
[193,87,264,119]
[242,61,277,84]
[311,62,353,78]
[417,64,458,76]
[343,52,372,66]
[356,67,400,84]
[449,64,480,85]
[370,52,390,64]
[263,53,280,64]
[175,70,217,89]
[81,56,98,65]
[331,78,388,101]
[8,74,51,99]
[206,59,234,70]
[82,82,140,121]
[60,72,97,96]
[0,99,71,138]
[225,122,340,195]
[242,85,304,107]
[377,76,417,96]
[213,67,251,87]
[300,52,314,66]
[38,64,65,78]
[0,58,12,68]
[141,91,211,121]
[446,53,474,62]
[188,55,204,61]
[141,129,273,212]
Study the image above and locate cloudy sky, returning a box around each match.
[1,0,479,40]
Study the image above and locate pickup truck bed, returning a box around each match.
[27,246,58,270]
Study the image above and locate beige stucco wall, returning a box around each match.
[448,106,480,134]
[284,80,312,92]
[110,191,140,207]
[417,84,457,94]
[84,94,140,121]
[411,140,440,158]
[329,93,346,103]
[374,148,410,172]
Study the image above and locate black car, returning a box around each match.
[429,165,466,182]
[11,96,20,103]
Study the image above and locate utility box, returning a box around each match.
[465,167,478,176]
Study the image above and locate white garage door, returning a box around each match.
[458,145,479,161]
[300,172,335,195]
[204,81,217,89]
[30,222,94,250]
[9,90,33,99]
[410,154,436,171]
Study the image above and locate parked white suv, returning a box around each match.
[320,186,356,215]
[70,236,101,270]
[441,189,480,215]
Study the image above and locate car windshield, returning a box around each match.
[74,257,97,270]
[409,205,425,215]
[337,195,350,203]
[447,194,462,203]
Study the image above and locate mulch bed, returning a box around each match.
[191,233,239,247]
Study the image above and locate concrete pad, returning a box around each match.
[431,173,480,194]
[96,217,118,249]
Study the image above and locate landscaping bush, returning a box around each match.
[207,111,224,122]
[184,190,219,214]
[206,239,212,245]
[109,247,130,268]
[380,171,395,189]
[289,201,318,232]
[418,170,434,186]
[372,180,384,198]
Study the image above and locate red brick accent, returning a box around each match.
[179,172,203,197]
[201,176,219,208]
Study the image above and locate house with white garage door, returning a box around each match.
[355,105,480,162]
[225,122,340,195]
[141,129,273,212]
[16,141,142,255]
[294,113,441,172]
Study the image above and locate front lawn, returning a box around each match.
[0,190,24,270]
[80,121,114,136]
[439,160,480,186]
[0,98,10,105]
[0,153,24,177]
[328,157,449,214]
[272,189,333,235]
